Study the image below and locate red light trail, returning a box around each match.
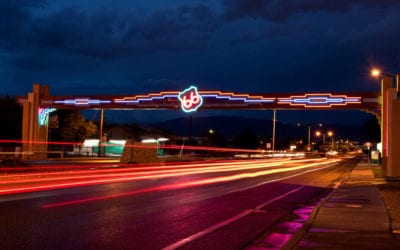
[41,159,339,208]
[0,139,266,154]
[0,158,336,196]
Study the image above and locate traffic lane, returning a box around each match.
[175,186,327,250]
[0,167,311,225]
[0,159,351,249]
[0,158,343,225]
[0,157,349,224]
[1,181,328,250]
[169,160,357,249]
[0,173,340,249]
[0,157,340,212]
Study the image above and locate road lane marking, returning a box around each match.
[162,186,305,250]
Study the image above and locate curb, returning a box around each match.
[281,171,351,250]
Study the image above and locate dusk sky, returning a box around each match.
[1,0,399,125]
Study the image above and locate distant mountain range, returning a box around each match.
[151,115,366,141]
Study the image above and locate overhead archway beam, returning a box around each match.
[19,90,380,111]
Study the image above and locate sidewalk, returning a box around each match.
[285,163,400,249]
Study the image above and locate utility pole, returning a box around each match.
[98,109,104,157]
[272,110,276,152]
[308,125,311,151]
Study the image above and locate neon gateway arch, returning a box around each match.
[18,84,380,160]
[35,86,379,111]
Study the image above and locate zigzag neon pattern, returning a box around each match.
[114,91,179,104]
[277,93,361,108]
[113,90,275,104]
[50,91,363,109]
[54,99,112,106]
[199,91,275,103]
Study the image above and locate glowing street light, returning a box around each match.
[371,68,399,91]
[327,131,334,150]
[315,128,332,151]
[315,130,324,147]
[371,69,382,77]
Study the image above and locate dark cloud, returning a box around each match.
[1,0,399,108]
[11,53,52,71]
[222,0,400,22]
[0,1,220,62]
[129,5,220,53]
[0,0,47,48]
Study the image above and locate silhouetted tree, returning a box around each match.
[0,96,22,140]
[202,130,227,147]
[233,128,258,149]
[49,110,97,143]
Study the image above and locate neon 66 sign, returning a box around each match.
[178,85,203,113]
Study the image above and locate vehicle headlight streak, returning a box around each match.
[18,158,341,208]
[1,159,284,184]
[0,158,337,197]
[11,162,317,188]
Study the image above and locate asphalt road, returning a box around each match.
[0,156,359,250]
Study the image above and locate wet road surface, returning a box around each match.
[0,157,358,249]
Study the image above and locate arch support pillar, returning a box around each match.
[20,84,50,160]
[381,75,400,177]
[388,98,400,176]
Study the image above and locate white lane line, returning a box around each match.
[163,162,339,249]
[162,185,304,250]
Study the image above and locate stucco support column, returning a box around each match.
[388,96,400,177]
[21,84,50,160]
[387,73,400,177]
[380,76,393,176]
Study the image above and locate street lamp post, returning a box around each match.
[315,131,324,149]
[315,129,332,151]
[371,69,399,91]
[298,123,322,151]
[371,68,400,176]
[327,131,334,150]
[307,125,311,151]
[98,108,104,157]
[272,109,276,152]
